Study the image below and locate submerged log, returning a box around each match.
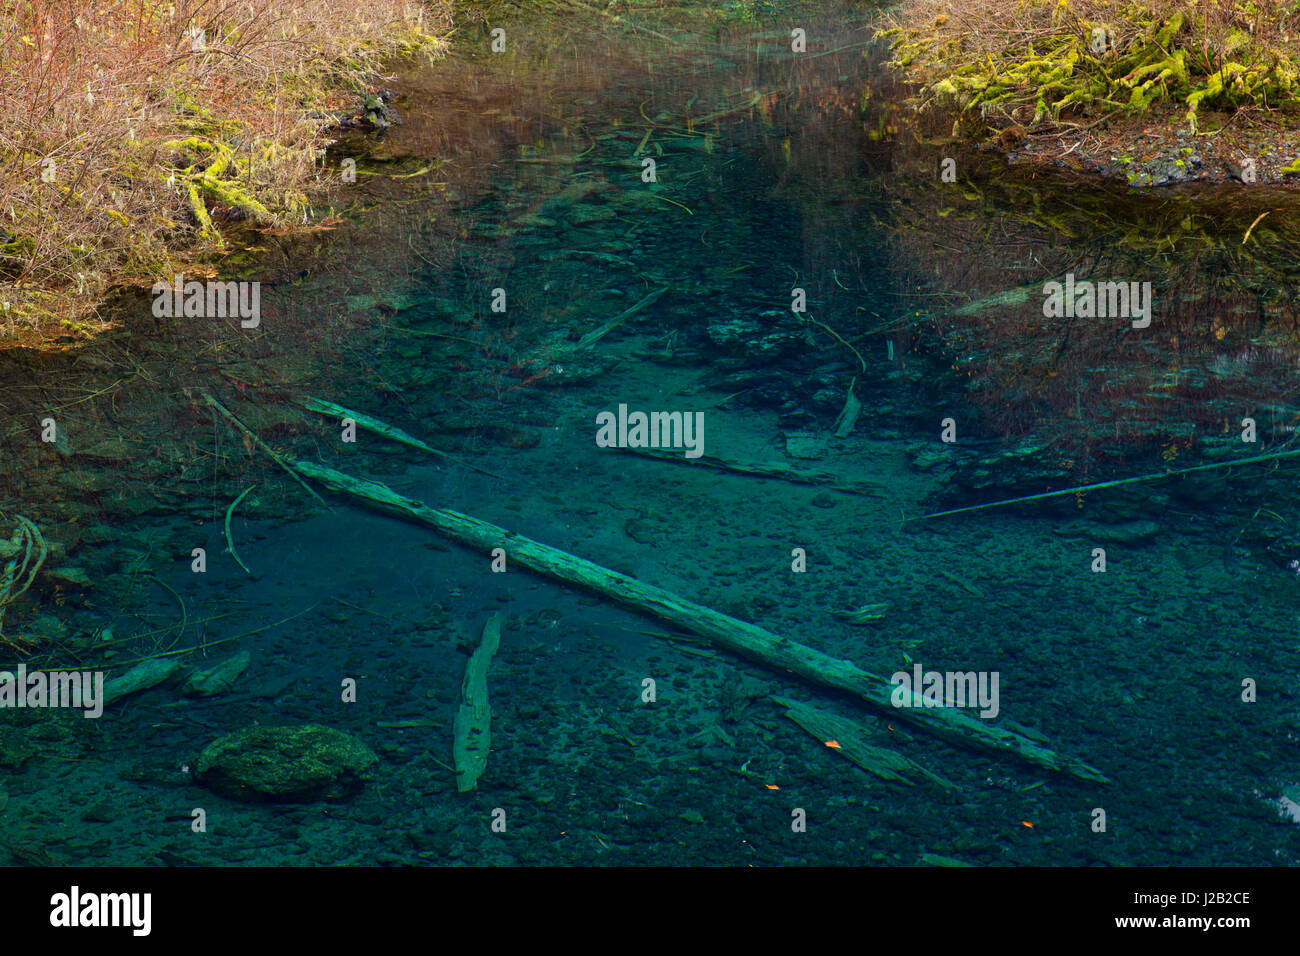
[947,281,1044,318]
[289,459,1110,784]
[567,285,669,354]
[103,657,184,706]
[832,378,862,439]
[294,396,505,481]
[773,695,955,788]
[614,446,880,497]
[453,612,503,792]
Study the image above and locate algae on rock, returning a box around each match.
[195,724,378,802]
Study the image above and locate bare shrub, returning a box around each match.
[0,0,452,343]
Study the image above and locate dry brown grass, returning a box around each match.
[0,0,452,345]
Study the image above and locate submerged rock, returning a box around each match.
[704,310,811,358]
[1091,519,1162,546]
[195,724,378,803]
[103,657,183,706]
[181,650,250,698]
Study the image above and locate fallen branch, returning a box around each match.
[689,90,764,127]
[805,313,867,372]
[615,446,879,497]
[101,604,316,670]
[293,396,506,481]
[143,570,188,649]
[289,459,1109,784]
[863,279,1060,336]
[567,285,669,354]
[197,390,328,507]
[548,0,684,46]
[773,695,955,788]
[947,281,1045,318]
[920,443,1300,520]
[1243,210,1271,244]
[225,486,256,575]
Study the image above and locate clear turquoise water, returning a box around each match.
[1,2,1298,867]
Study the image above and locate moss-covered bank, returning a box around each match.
[877,0,1300,184]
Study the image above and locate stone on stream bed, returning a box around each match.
[181,650,251,697]
[194,724,379,802]
[1078,519,1163,547]
[103,657,184,706]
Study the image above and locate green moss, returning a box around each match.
[161,134,278,240]
[184,181,221,244]
[195,175,274,223]
[878,2,1300,133]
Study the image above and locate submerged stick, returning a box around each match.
[921,444,1300,520]
[294,396,506,481]
[832,377,861,438]
[615,446,879,497]
[569,285,669,353]
[107,603,317,670]
[647,193,693,216]
[1242,210,1270,244]
[773,695,955,789]
[145,571,188,649]
[224,486,255,575]
[289,459,1109,784]
[689,90,764,127]
[198,390,328,506]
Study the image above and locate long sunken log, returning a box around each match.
[290,458,1109,784]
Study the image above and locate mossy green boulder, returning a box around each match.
[195,724,378,802]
